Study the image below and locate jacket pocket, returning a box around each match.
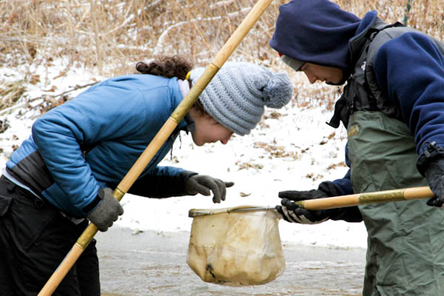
[22,208,58,253]
[6,191,59,253]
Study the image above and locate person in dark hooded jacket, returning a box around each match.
[0,56,294,295]
[269,0,444,295]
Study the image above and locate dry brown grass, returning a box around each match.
[0,79,26,110]
[0,0,442,109]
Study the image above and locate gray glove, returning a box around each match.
[185,175,234,203]
[87,188,124,232]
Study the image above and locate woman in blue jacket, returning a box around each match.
[0,56,293,295]
[269,0,444,295]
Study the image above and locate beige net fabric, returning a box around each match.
[187,206,285,286]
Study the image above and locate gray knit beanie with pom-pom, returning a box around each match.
[189,62,293,136]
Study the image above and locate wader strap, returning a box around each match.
[326,96,348,128]
[327,21,406,129]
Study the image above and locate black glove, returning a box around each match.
[87,188,124,231]
[425,158,444,207]
[276,182,362,224]
[185,175,234,203]
[276,189,331,224]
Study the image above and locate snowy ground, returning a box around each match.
[0,62,368,250]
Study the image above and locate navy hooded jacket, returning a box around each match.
[270,0,361,74]
[270,0,444,194]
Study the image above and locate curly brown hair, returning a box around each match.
[136,55,208,116]
[135,55,192,80]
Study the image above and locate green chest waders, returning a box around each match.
[347,111,444,296]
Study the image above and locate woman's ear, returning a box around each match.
[189,103,211,120]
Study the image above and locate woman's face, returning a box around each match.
[189,109,233,146]
[300,63,344,85]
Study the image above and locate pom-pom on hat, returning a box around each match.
[189,62,293,136]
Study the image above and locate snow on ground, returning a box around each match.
[0,62,368,250]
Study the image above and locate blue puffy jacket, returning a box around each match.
[6,74,192,218]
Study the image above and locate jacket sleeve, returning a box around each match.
[331,143,354,195]
[331,169,353,195]
[328,144,362,222]
[373,32,444,172]
[126,168,196,198]
[321,174,362,222]
[32,82,150,214]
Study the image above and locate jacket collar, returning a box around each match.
[348,11,387,64]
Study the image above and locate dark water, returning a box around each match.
[97,227,365,296]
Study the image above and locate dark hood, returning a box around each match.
[269,0,361,74]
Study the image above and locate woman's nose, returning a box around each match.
[220,134,232,145]
[305,72,317,84]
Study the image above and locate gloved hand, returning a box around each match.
[276,189,331,224]
[87,188,124,231]
[275,182,362,224]
[425,158,444,207]
[185,175,234,203]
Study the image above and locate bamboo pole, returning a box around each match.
[188,187,435,219]
[38,0,274,294]
[295,186,434,210]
